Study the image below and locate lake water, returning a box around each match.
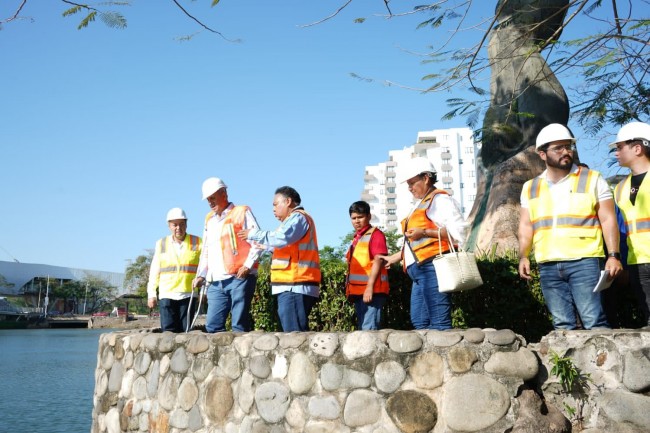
[0,328,108,433]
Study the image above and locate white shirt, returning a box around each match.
[196,203,262,283]
[403,193,469,267]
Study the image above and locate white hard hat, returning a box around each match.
[201,177,227,200]
[535,124,576,150]
[609,122,650,148]
[398,157,437,183]
[166,207,187,221]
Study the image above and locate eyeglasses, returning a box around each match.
[545,144,576,154]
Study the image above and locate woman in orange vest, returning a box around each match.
[379,157,468,330]
[345,201,389,330]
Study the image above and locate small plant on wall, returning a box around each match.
[549,349,592,430]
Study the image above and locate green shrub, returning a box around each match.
[246,249,639,342]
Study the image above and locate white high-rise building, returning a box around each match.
[361,127,480,231]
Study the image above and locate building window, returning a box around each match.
[444,183,451,189]
[469,194,476,201]
[388,209,396,215]
[387,198,395,204]
[465,146,474,154]
[380,189,384,194]
[387,220,395,227]
[468,171,475,178]
[387,187,395,193]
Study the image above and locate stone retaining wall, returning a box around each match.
[91,328,650,433]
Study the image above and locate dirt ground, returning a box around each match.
[89,315,206,331]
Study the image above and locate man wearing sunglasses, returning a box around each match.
[611,121,650,328]
[518,123,622,330]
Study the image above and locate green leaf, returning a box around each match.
[354,18,366,24]
[77,11,97,30]
[62,6,83,17]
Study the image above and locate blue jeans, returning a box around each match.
[159,297,197,333]
[406,260,452,330]
[351,294,387,330]
[205,275,257,333]
[539,258,609,330]
[277,291,317,332]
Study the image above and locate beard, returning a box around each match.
[546,154,573,170]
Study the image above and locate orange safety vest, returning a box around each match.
[271,209,321,285]
[204,205,258,274]
[156,234,201,295]
[524,167,603,262]
[345,226,389,296]
[401,189,451,268]
[615,174,650,264]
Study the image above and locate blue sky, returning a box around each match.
[1,1,618,273]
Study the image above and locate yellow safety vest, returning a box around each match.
[345,226,389,296]
[271,209,321,285]
[156,234,201,296]
[524,167,603,262]
[615,174,650,264]
[204,205,258,274]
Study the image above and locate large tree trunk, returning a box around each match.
[467,0,571,253]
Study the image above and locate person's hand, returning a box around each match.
[605,256,623,280]
[147,297,157,309]
[193,276,206,289]
[518,257,532,280]
[237,229,251,240]
[377,254,400,269]
[363,287,373,303]
[236,266,250,279]
[405,228,426,241]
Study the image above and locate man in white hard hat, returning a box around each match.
[193,177,263,333]
[518,123,622,330]
[611,121,650,328]
[147,208,202,332]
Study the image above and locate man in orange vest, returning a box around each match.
[345,201,389,330]
[147,208,202,332]
[518,124,622,330]
[193,177,263,333]
[611,121,650,328]
[239,186,320,332]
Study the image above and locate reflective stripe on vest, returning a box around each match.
[615,174,650,264]
[400,189,451,268]
[271,209,321,285]
[157,234,201,295]
[204,205,258,275]
[525,167,603,262]
[345,226,389,296]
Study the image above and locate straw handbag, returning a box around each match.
[433,229,483,293]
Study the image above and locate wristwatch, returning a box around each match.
[607,252,621,260]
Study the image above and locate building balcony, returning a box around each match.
[386,160,397,167]
[385,181,396,188]
[442,176,453,184]
[414,141,436,153]
[387,214,397,221]
[386,192,396,199]
[386,203,397,210]
[364,173,376,181]
[361,191,376,201]
[441,152,452,160]
[441,163,453,172]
